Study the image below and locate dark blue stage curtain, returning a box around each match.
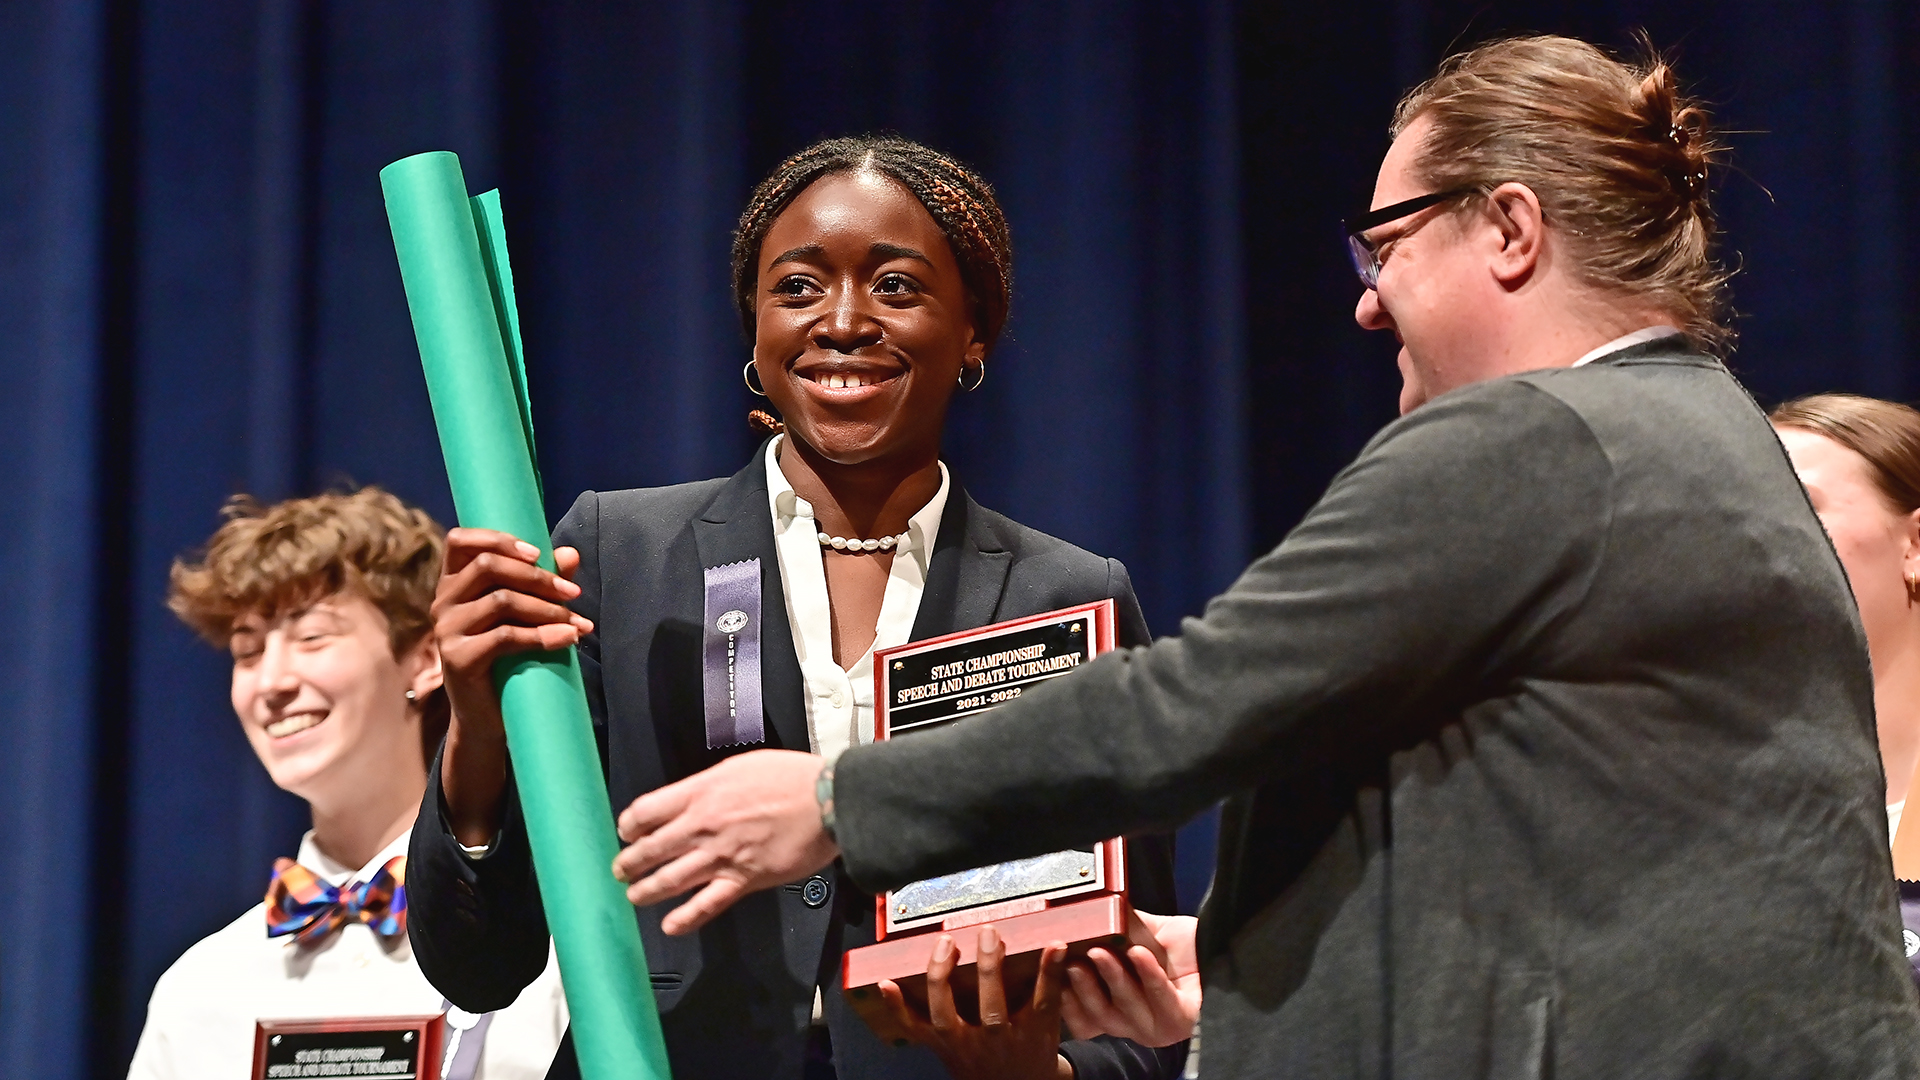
[4,2,1916,1078]
[2,3,1242,1075]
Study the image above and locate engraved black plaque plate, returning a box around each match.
[253,1016,445,1080]
[885,616,1094,736]
[873,601,1119,934]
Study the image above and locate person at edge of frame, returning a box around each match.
[595,34,1920,1080]
[1773,394,1920,991]
[404,134,1187,1080]
[128,488,568,1079]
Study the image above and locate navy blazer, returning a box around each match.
[408,450,1185,1080]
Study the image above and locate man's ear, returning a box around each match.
[1484,181,1546,289]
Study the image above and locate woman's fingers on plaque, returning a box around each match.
[975,926,1009,1027]
[877,979,935,1045]
[925,934,963,1033]
[1031,942,1069,1020]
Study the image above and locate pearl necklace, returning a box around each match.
[818,530,910,553]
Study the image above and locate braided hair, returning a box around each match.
[731,135,1014,353]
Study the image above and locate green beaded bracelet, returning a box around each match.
[815,762,838,842]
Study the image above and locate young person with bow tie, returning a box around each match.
[127,488,566,1079]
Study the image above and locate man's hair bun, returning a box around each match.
[1631,56,1715,211]
[1392,33,1733,353]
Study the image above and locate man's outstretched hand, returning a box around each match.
[611,748,839,934]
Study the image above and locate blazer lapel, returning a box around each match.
[691,458,1009,752]
[690,447,810,756]
[911,485,1013,641]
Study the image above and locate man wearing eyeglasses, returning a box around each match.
[1341,181,1689,417]
[576,36,1920,1080]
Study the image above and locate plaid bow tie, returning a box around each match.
[266,855,408,945]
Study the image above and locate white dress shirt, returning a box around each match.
[1570,325,1684,368]
[128,828,568,1080]
[764,435,949,763]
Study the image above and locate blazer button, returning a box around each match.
[801,874,832,909]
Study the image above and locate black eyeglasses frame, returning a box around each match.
[1341,186,1482,289]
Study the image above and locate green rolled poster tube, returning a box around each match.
[380,150,671,1080]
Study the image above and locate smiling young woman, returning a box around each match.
[404,135,1183,1080]
[744,163,989,670]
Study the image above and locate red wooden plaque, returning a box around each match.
[253,1015,447,1080]
[841,601,1163,1042]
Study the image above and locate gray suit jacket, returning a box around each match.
[833,342,1920,1078]
[407,449,1184,1080]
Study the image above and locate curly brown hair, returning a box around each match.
[1392,34,1732,353]
[168,487,450,760]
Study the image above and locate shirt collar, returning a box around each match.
[764,435,949,574]
[1570,325,1684,368]
[295,827,412,888]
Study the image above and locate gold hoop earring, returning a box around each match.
[958,361,986,393]
[743,360,768,397]
[1906,570,1918,605]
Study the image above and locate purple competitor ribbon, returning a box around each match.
[439,999,495,1080]
[703,559,765,749]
